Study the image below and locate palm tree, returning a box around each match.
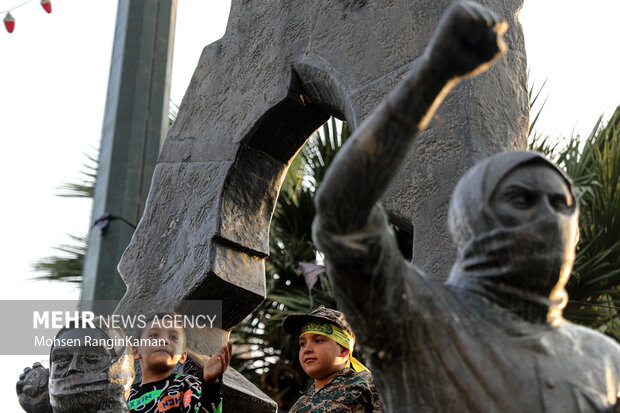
[531,106,620,341]
[32,150,97,282]
[32,104,180,283]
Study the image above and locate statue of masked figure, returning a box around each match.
[312,1,620,412]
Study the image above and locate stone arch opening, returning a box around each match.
[184,67,354,328]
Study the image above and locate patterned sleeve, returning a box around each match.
[178,375,223,413]
[358,371,384,412]
[179,375,203,413]
[368,378,384,412]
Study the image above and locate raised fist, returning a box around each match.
[16,362,53,413]
[425,1,508,79]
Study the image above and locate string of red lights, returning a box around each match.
[2,0,52,33]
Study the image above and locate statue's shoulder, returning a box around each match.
[560,320,620,358]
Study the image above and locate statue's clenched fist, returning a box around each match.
[16,362,53,413]
[425,0,508,79]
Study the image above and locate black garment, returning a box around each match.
[128,373,221,413]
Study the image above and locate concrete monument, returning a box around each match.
[115,0,526,408]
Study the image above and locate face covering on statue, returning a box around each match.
[446,151,578,324]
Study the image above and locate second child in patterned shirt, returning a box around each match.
[128,313,231,413]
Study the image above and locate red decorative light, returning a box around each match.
[41,0,52,14]
[4,12,15,33]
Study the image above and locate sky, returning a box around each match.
[1,0,619,408]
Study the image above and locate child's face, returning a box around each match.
[133,320,187,372]
[298,333,348,380]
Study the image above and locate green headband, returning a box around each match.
[300,321,369,373]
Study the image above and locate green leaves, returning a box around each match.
[230,118,348,407]
[531,106,620,340]
[32,235,86,283]
[32,150,98,283]
[56,150,98,198]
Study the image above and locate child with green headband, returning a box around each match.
[283,305,384,412]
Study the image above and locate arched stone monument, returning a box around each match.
[114,0,527,409]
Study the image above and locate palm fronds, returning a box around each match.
[32,235,87,283]
[532,106,620,341]
[56,150,98,198]
[528,77,548,138]
[34,103,177,284]
[230,118,348,408]
[32,150,99,283]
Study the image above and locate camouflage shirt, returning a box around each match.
[290,367,384,413]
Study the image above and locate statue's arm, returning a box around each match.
[315,1,507,233]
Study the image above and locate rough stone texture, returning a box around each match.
[116,0,527,410]
[382,28,529,279]
[222,366,280,412]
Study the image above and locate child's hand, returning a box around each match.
[203,341,232,383]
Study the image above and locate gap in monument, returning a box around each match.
[269,116,414,296]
